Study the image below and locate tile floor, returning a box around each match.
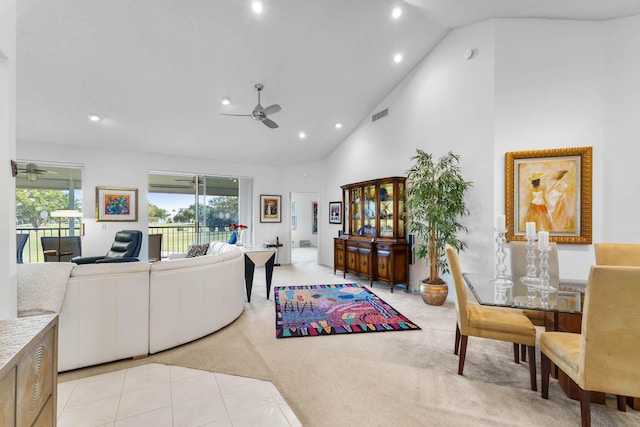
[57,363,301,427]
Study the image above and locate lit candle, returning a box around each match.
[525,222,536,240]
[495,215,506,233]
[538,231,549,249]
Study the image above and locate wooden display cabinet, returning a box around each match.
[334,177,409,292]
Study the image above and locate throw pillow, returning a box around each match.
[186,243,209,258]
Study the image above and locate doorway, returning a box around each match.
[290,192,318,265]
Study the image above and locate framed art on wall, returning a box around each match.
[260,195,282,223]
[329,201,342,224]
[312,201,318,234]
[96,186,138,222]
[505,146,592,244]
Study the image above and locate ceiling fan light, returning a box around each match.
[299,132,306,139]
[392,7,402,19]
[221,97,231,105]
[393,53,403,63]
[335,123,342,129]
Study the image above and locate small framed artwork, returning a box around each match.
[505,146,592,244]
[329,201,342,224]
[260,195,282,223]
[96,186,138,222]
[312,201,318,234]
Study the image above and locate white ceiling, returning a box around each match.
[16,1,640,167]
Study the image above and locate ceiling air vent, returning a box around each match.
[372,108,388,122]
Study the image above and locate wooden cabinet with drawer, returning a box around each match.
[333,177,410,292]
[0,315,58,427]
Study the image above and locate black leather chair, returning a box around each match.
[16,234,29,264]
[72,230,142,264]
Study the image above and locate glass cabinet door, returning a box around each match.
[343,188,350,235]
[364,185,376,236]
[351,187,362,235]
[380,182,394,237]
[397,181,405,237]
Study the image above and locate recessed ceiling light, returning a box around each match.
[251,1,263,14]
[88,113,101,122]
[335,123,342,129]
[298,132,306,139]
[393,53,403,64]
[220,97,231,105]
[392,7,402,19]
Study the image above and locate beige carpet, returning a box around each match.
[59,261,640,426]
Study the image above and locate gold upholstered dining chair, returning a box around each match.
[445,244,538,391]
[540,265,640,427]
[594,243,640,266]
[593,242,640,411]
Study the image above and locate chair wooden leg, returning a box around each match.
[513,343,520,364]
[454,323,461,355]
[458,335,468,375]
[541,352,550,399]
[617,395,627,412]
[521,344,527,362]
[528,345,537,392]
[579,388,591,427]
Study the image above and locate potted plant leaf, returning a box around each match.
[406,149,472,305]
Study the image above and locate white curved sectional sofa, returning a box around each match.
[28,241,245,372]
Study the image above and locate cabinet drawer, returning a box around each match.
[16,327,55,427]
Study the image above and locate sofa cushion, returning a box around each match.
[186,243,209,258]
[150,253,224,271]
[208,241,227,254]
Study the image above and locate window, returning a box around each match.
[15,162,83,263]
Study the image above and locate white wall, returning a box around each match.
[319,16,640,294]
[602,15,640,242]
[318,20,497,291]
[17,141,298,264]
[494,19,606,279]
[0,0,17,319]
[9,15,640,313]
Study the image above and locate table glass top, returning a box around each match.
[462,273,586,314]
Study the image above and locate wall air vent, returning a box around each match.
[372,108,388,122]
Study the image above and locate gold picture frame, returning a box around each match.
[96,186,138,222]
[505,146,592,244]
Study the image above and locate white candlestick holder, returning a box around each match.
[537,246,556,308]
[519,236,540,306]
[492,230,513,298]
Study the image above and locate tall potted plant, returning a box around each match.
[406,149,472,305]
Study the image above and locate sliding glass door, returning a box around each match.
[148,173,250,256]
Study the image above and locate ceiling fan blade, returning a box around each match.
[262,118,279,129]
[262,104,281,116]
[221,113,252,117]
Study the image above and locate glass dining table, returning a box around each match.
[462,273,587,329]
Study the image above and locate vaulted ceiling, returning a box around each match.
[17,1,640,166]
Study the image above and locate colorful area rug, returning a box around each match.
[274,283,420,338]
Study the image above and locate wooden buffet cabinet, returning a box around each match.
[334,177,409,292]
[0,315,58,427]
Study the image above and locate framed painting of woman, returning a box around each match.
[505,146,592,244]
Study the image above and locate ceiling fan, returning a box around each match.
[222,83,281,129]
[18,163,51,182]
